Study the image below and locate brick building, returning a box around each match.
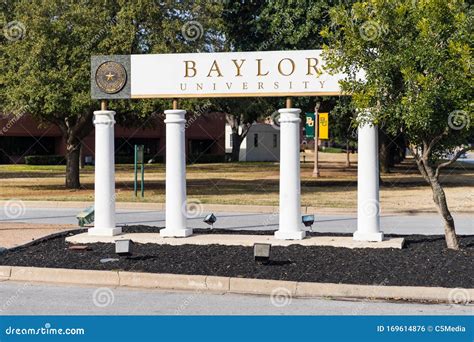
[0,112,226,164]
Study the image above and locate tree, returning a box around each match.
[331,97,358,167]
[322,0,473,249]
[1,0,223,188]
[220,0,347,160]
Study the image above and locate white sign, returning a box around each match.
[130,50,348,98]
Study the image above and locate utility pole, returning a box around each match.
[312,101,321,177]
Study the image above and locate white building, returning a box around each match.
[225,123,280,161]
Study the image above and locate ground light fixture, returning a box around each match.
[253,243,271,264]
[302,214,315,231]
[204,213,217,229]
[115,239,134,256]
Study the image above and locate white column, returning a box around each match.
[275,108,306,240]
[89,110,121,236]
[160,109,192,237]
[354,120,384,242]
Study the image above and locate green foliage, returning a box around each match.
[321,0,473,157]
[321,147,344,153]
[24,155,65,165]
[220,0,356,124]
[0,0,225,127]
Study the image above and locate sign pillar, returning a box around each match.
[275,99,306,240]
[160,107,192,237]
[89,106,121,236]
[354,117,383,242]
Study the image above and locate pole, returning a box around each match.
[160,99,192,237]
[354,114,383,242]
[275,97,305,240]
[312,101,321,177]
[89,100,120,236]
[134,145,137,197]
[141,156,144,197]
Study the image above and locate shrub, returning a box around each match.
[24,155,66,165]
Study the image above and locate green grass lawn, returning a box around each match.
[0,153,472,212]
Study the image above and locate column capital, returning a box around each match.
[164,109,186,124]
[356,110,377,127]
[93,110,116,125]
[278,108,301,123]
[278,108,301,115]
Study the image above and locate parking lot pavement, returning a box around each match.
[0,207,472,235]
[0,281,471,315]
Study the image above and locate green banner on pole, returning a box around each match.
[305,112,315,138]
[134,145,145,198]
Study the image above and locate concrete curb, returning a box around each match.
[1,266,472,304]
[2,200,462,215]
[9,266,119,286]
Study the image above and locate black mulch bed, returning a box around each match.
[0,225,472,288]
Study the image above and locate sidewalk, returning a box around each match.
[0,222,76,248]
[0,200,453,215]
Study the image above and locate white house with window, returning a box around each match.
[225,123,280,162]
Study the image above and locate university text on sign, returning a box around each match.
[91,50,363,99]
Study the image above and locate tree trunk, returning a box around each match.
[429,176,459,249]
[230,133,243,162]
[65,136,81,189]
[79,144,84,169]
[413,150,460,250]
[345,140,351,167]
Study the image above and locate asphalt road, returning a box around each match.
[0,281,471,315]
[0,207,472,235]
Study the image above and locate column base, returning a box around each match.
[160,228,193,238]
[274,230,306,240]
[88,227,122,237]
[353,231,384,242]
